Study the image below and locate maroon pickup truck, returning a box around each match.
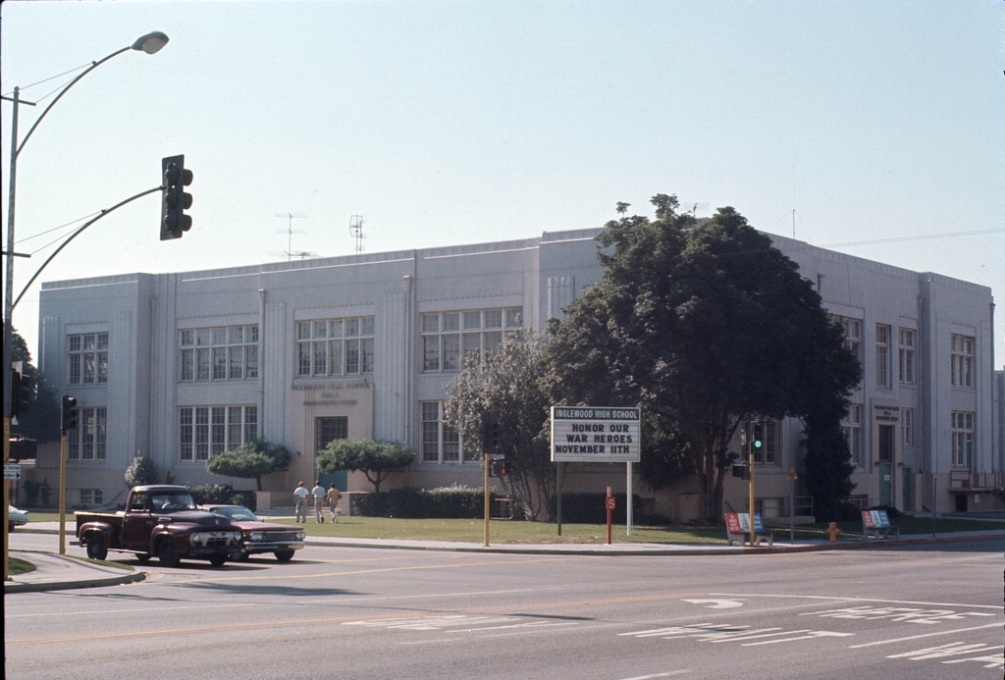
[76,485,244,567]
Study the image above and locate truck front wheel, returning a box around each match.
[86,534,108,560]
[157,539,180,568]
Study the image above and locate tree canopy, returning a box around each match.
[547,194,861,519]
[9,327,61,443]
[206,438,292,491]
[316,440,414,493]
[443,331,554,520]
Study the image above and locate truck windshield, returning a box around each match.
[150,492,197,512]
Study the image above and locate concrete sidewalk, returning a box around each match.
[6,522,1003,593]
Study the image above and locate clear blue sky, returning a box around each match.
[3,0,1003,365]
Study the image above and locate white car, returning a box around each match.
[9,505,29,531]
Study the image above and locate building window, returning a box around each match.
[296,317,374,377]
[950,411,973,468]
[179,405,258,461]
[180,325,258,382]
[78,489,104,506]
[751,421,778,465]
[898,328,915,385]
[315,417,348,452]
[875,324,891,388]
[421,308,522,372]
[832,316,861,364]
[950,334,974,388]
[842,404,862,468]
[67,408,107,460]
[420,401,473,463]
[902,407,914,448]
[68,333,108,385]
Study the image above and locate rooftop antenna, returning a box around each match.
[350,215,365,255]
[275,212,308,261]
[683,201,708,218]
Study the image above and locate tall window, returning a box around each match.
[421,308,522,372]
[180,325,259,382]
[875,324,891,388]
[420,401,472,463]
[68,333,108,385]
[296,317,374,377]
[902,407,914,448]
[67,407,107,460]
[950,411,973,468]
[751,421,778,465]
[898,328,915,385]
[951,334,974,388]
[842,404,863,468]
[179,405,258,461]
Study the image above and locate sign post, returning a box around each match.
[551,406,640,538]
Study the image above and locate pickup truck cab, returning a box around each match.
[76,485,244,568]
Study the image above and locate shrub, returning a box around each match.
[547,492,645,524]
[187,483,254,509]
[352,486,493,519]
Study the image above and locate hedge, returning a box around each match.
[351,486,494,519]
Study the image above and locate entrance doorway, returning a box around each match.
[316,417,348,491]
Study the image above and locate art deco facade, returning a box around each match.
[31,227,1001,519]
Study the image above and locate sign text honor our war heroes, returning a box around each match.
[550,407,641,463]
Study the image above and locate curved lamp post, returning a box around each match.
[3,31,169,417]
[2,32,168,573]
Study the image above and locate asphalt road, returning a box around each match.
[5,534,1003,679]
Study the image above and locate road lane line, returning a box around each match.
[848,622,1002,648]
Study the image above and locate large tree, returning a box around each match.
[206,438,292,491]
[547,194,861,519]
[443,331,554,520]
[9,327,61,443]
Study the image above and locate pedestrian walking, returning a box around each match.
[326,483,342,523]
[311,480,327,523]
[293,481,309,523]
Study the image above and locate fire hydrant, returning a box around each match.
[825,522,842,543]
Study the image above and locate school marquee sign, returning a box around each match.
[550,406,641,463]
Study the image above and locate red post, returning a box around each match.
[605,486,615,544]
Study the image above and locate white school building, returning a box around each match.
[29,226,1002,519]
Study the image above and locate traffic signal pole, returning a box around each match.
[10,187,162,312]
[483,451,490,547]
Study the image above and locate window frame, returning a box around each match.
[898,328,915,385]
[295,316,375,378]
[67,407,107,461]
[950,334,974,389]
[67,333,109,385]
[180,325,259,382]
[178,405,258,462]
[420,308,522,373]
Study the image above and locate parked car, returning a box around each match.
[202,505,305,562]
[9,505,29,531]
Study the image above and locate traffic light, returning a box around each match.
[751,423,764,451]
[61,395,79,433]
[160,154,193,240]
[490,459,509,477]
[9,368,32,418]
[481,412,501,454]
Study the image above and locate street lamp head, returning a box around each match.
[132,31,169,55]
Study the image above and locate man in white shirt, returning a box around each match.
[311,480,327,523]
[293,481,309,523]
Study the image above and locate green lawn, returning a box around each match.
[28,511,1004,545]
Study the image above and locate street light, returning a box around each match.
[2,31,169,573]
[2,31,170,419]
